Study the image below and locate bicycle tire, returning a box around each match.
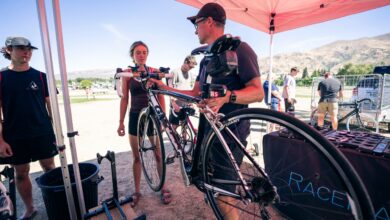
[137,108,166,191]
[201,108,374,220]
[309,108,319,127]
[346,113,376,132]
[180,121,195,156]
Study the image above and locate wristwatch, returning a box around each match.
[229,90,237,103]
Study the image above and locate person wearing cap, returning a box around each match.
[282,67,299,113]
[0,36,58,219]
[317,71,343,130]
[166,55,197,130]
[263,74,282,111]
[147,3,263,218]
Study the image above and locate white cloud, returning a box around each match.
[100,23,130,42]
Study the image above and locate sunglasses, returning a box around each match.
[12,46,33,51]
[194,17,207,30]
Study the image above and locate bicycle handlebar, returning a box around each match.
[115,67,170,80]
[114,67,170,97]
[338,98,372,107]
[356,98,372,104]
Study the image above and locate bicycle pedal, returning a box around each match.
[165,154,175,165]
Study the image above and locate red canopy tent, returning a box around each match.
[177,0,390,34]
[176,0,390,103]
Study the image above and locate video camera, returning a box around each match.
[191,34,241,99]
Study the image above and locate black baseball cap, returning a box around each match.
[187,3,226,25]
[5,37,38,49]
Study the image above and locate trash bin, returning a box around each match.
[36,163,100,220]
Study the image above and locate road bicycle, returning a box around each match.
[310,98,377,132]
[114,35,374,220]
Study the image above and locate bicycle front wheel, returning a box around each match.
[201,108,374,220]
[346,112,377,132]
[138,108,166,191]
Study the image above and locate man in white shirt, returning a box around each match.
[167,55,197,129]
[282,67,298,113]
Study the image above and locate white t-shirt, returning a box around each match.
[168,68,194,90]
[282,74,296,99]
[168,68,194,107]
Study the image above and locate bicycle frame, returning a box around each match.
[337,103,360,124]
[145,88,267,201]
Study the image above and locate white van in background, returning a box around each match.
[350,66,390,129]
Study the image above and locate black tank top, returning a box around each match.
[129,66,158,112]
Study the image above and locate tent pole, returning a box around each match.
[52,0,86,217]
[267,13,276,107]
[36,0,77,219]
[268,33,274,106]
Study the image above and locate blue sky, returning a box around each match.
[0,0,389,74]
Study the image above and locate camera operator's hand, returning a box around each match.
[202,95,229,113]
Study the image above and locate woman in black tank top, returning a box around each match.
[116,41,170,206]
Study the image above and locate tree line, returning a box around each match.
[274,63,377,87]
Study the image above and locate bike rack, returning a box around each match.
[83,151,145,220]
[0,166,16,220]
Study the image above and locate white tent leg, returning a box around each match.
[52,0,86,217]
[36,0,77,219]
[267,33,274,106]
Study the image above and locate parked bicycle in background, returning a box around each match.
[310,98,378,132]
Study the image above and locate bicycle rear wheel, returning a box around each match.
[138,109,166,191]
[179,120,195,157]
[202,108,374,220]
[346,113,377,132]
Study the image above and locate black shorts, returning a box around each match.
[129,111,156,136]
[0,134,58,165]
[128,112,140,136]
[284,98,295,112]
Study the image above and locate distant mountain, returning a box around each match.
[62,34,390,79]
[259,33,390,76]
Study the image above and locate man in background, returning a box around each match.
[167,55,197,130]
[263,75,282,111]
[317,71,343,130]
[282,67,298,114]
